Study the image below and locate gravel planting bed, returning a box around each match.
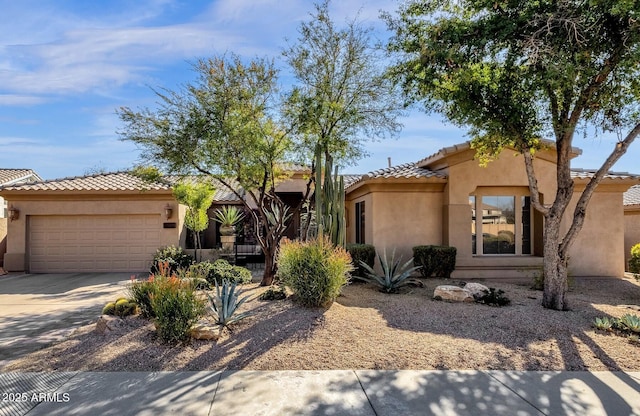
[4,276,640,372]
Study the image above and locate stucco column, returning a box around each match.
[445,203,473,259]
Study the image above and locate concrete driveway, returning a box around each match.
[0,272,137,368]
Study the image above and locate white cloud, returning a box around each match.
[0,134,141,179]
[0,94,48,106]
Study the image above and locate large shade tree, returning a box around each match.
[119,55,305,286]
[385,0,640,310]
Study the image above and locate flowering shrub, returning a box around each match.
[130,262,205,343]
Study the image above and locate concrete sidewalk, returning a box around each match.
[1,370,639,416]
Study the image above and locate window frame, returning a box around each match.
[355,201,365,244]
[470,188,533,256]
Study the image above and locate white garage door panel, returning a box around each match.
[29,215,162,273]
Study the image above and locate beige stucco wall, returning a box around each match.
[346,146,634,279]
[0,217,6,267]
[346,181,445,263]
[1,192,181,271]
[563,188,626,277]
[625,207,640,270]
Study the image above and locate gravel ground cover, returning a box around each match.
[4,276,640,372]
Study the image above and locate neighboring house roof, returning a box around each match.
[570,169,640,181]
[624,185,640,206]
[0,169,42,186]
[0,171,171,192]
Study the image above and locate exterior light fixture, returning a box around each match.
[8,205,19,221]
[164,204,173,220]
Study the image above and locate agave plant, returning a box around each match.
[208,279,252,327]
[213,205,245,228]
[356,249,422,293]
[619,314,640,333]
[593,316,614,331]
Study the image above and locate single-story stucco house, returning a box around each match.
[344,141,640,279]
[0,169,42,268]
[624,185,640,270]
[1,141,639,278]
[0,169,309,273]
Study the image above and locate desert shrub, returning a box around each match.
[129,275,159,318]
[630,243,640,275]
[356,248,422,293]
[413,245,457,278]
[346,244,375,277]
[193,259,252,285]
[277,236,352,307]
[150,245,193,275]
[151,275,205,343]
[476,288,511,307]
[259,285,287,301]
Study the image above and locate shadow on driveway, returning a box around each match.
[0,272,137,366]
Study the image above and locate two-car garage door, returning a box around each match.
[28,215,162,273]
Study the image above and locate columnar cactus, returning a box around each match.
[314,144,346,247]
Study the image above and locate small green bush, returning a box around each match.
[150,245,193,275]
[413,245,457,278]
[476,288,511,307]
[129,276,158,318]
[151,275,205,343]
[277,236,352,307]
[202,259,252,285]
[630,243,640,275]
[346,244,375,277]
[259,286,287,301]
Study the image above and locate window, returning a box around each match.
[355,201,365,244]
[470,192,532,255]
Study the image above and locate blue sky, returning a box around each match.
[1,0,638,180]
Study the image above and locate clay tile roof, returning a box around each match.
[345,162,447,190]
[569,169,640,181]
[0,171,172,192]
[625,185,640,206]
[0,168,42,186]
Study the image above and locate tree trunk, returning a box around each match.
[541,216,570,310]
[260,244,277,286]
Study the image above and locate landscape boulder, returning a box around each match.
[95,315,125,334]
[190,320,222,341]
[433,285,474,303]
[463,282,490,300]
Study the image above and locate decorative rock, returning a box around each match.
[433,285,474,303]
[464,282,490,300]
[95,315,124,334]
[190,321,222,341]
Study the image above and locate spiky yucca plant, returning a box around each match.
[356,249,422,293]
[208,279,252,327]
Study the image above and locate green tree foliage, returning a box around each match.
[284,1,403,244]
[118,55,303,286]
[386,0,640,310]
[172,182,215,262]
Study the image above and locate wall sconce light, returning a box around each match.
[8,205,19,221]
[164,204,173,220]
